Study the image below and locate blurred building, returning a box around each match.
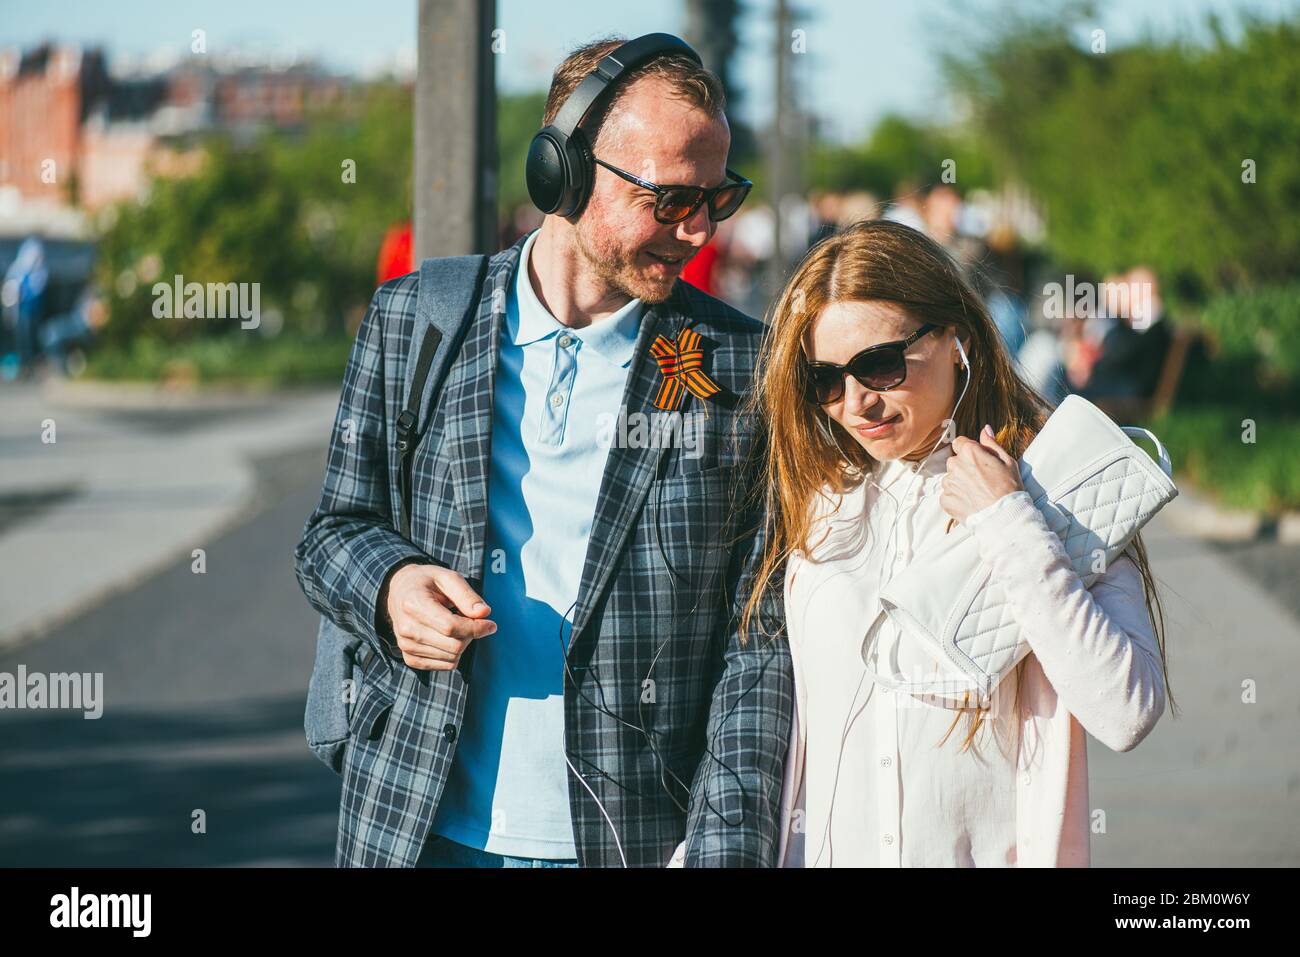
[0,42,355,223]
[0,45,109,208]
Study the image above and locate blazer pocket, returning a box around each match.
[652,462,739,502]
[349,677,395,742]
[648,464,741,597]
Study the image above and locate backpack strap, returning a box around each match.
[395,254,489,540]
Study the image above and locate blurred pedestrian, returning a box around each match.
[40,287,106,377]
[2,236,50,378]
[376,221,413,285]
[1079,266,1172,404]
[680,233,720,295]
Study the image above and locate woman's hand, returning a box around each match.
[941,424,1023,525]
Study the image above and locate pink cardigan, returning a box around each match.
[776,489,1167,868]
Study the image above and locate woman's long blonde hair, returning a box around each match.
[739,220,1177,749]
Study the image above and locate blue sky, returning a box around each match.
[3,0,1295,141]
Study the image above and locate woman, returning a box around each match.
[740,220,1175,867]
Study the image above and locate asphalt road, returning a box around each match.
[0,444,339,866]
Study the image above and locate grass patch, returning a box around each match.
[1142,406,1300,514]
[79,335,354,387]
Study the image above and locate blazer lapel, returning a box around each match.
[566,284,690,650]
[438,256,691,640]
[440,243,518,584]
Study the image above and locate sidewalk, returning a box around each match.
[2,376,1297,865]
[0,378,339,651]
[1087,501,1300,866]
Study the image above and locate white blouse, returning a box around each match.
[782,439,1164,867]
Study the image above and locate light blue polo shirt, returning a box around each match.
[430,229,645,859]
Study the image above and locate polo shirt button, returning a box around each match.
[558,334,573,348]
[443,723,457,743]
[550,393,564,407]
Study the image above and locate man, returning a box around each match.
[1079,266,1172,404]
[294,34,792,868]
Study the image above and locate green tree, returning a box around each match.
[945,7,1300,304]
[496,92,547,218]
[96,82,414,347]
[808,114,994,199]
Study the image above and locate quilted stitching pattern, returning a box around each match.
[955,457,1170,678]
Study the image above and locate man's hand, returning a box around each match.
[382,564,497,671]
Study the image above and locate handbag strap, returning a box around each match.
[1119,425,1173,478]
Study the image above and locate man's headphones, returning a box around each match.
[525,33,702,220]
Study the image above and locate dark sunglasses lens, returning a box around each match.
[806,367,844,404]
[849,348,906,390]
[656,188,703,224]
[708,184,749,222]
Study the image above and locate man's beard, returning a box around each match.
[574,222,684,304]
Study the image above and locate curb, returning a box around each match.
[0,387,339,653]
[0,480,257,654]
[1280,513,1300,546]
[40,376,334,411]
[1162,476,1300,544]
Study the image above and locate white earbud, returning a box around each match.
[955,336,969,370]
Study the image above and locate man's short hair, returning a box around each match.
[541,35,727,149]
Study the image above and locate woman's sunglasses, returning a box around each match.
[802,322,943,404]
[593,158,753,225]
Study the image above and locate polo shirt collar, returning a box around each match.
[508,228,644,368]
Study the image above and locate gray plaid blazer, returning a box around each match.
[294,234,793,867]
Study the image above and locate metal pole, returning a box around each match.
[415,0,498,260]
[767,0,790,298]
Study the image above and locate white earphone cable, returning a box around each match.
[819,334,971,860]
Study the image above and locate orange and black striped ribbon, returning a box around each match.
[649,327,722,412]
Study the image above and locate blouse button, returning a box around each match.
[882,833,895,845]
[879,756,892,768]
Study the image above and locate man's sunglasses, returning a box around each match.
[593,157,753,225]
[802,322,943,404]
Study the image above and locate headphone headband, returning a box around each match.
[550,33,702,138]
[526,33,704,219]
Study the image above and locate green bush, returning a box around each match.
[808,114,995,200]
[95,82,415,349]
[1144,406,1300,513]
[91,85,549,387]
[1199,282,1300,386]
[80,335,353,387]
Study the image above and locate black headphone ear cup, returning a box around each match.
[526,128,569,215]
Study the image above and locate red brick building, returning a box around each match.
[0,43,353,214]
[0,44,110,207]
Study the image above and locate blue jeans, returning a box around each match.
[416,833,579,868]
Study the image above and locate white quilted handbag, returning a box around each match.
[861,394,1178,701]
